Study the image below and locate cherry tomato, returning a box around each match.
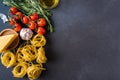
[22,16,29,24]
[9,18,16,26]
[37,27,46,35]
[14,23,22,32]
[37,18,46,27]
[30,13,39,21]
[15,12,23,20]
[28,21,36,30]
[10,6,18,15]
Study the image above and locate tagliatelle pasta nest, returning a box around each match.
[1,51,16,68]
[12,62,28,78]
[1,34,47,80]
[21,45,37,61]
[31,34,46,47]
[36,47,47,63]
[27,64,45,80]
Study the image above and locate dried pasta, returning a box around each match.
[1,51,16,68]
[0,34,48,79]
[21,45,37,61]
[16,47,25,62]
[36,47,47,63]
[31,34,46,47]
[27,64,45,80]
[12,62,28,78]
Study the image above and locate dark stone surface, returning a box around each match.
[0,0,120,80]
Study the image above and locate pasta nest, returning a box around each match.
[1,51,16,68]
[31,34,46,47]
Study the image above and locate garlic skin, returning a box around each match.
[20,28,33,40]
[0,13,8,23]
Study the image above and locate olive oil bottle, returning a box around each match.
[40,0,59,9]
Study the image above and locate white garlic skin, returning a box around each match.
[20,28,33,40]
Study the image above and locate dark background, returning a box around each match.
[1,0,120,80]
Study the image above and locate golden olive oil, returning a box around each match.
[40,0,59,9]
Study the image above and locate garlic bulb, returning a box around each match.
[20,28,33,40]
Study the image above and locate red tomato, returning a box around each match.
[37,27,46,35]
[22,16,29,24]
[10,6,18,15]
[14,23,22,32]
[30,13,39,21]
[37,18,46,27]
[15,12,23,20]
[28,21,36,30]
[9,18,16,26]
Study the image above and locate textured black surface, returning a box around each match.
[1,0,120,80]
